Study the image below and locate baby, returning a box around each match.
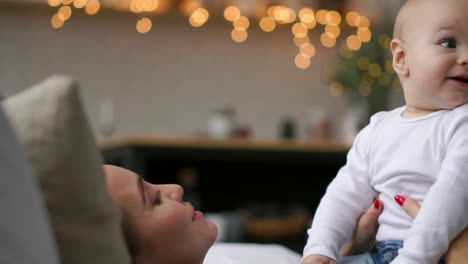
[302,0,468,263]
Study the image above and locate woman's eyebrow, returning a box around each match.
[136,174,146,206]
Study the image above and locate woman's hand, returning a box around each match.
[302,200,383,263]
[300,254,338,264]
[394,195,468,264]
[339,199,383,257]
[341,195,468,264]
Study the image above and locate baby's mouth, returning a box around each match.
[447,76,468,85]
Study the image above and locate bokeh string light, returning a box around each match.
[47,0,373,73]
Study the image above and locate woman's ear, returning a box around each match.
[391,39,409,77]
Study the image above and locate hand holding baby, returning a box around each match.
[302,196,468,264]
[300,254,337,264]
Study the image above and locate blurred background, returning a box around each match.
[1,0,405,141]
[1,0,406,253]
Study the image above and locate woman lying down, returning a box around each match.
[103,165,468,264]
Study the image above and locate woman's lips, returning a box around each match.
[193,211,203,221]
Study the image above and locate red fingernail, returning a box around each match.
[394,195,405,206]
[374,199,380,209]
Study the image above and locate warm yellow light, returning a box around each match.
[302,18,317,29]
[378,74,392,86]
[267,5,277,18]
[292,23,308,38]
[383,38,391,50]
[361,72,372,82]
[62,0,73,5]
[114,0,129,11]
[346,35,361,50]
[189,8,209,27]
[231,28,248,42]
[274,6,295,24]
[357,27,372,42]
[355,16,370,28]
[139,0,158,12]
[346,11,359,26]
[273,6,284,21]
[385,60,394,73]
[329,82,343,96]
[378,35,389,47]
[326,10,341,25]
[325,24,340,37]
[359,82,372,96]
[133,0,158,12]
[321,32,336,48]
[299,7,314,20]
[295,53,311,69]
[300,43,315,58]
[152,0,160,11]
[73,0,87,8]
[357,57,370,70]
[285,8,296,23]
[48,0,61,7]
[224,6,240,22]
[136,17,152,33]
[392,78,402,90]
[154,0,169,13]
[130,0,141,13]
[233,16,249,30]
[58,6,72,21]
[259,17,276,32]
[316,9,328,25]
[369,63,382,77]
[300,13,315,23]
[339,44,353,58]
[180,0,201,16]
[254,2,268,19]
[294,35,309,47]
[51,14,64,28]
[85,0,100,15]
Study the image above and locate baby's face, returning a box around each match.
[400,0,468,111]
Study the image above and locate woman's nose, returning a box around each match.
[164,184,184,201]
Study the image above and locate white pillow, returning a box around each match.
[2,75,130,264]
[203,243,302,264]
[0,107,59,264]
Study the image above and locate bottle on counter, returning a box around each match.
[279,117,297,140]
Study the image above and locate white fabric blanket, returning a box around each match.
[204,243,302,264]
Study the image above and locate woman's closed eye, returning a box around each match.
[439,37,457,48]
[152,190,162,206]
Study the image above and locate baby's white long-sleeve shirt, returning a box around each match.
[303,103,468,264]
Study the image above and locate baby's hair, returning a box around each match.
[393,0,421,39]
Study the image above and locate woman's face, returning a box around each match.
[104,165,217,264]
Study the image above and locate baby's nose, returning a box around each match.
[458,49,468,65]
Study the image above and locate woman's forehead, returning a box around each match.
[105,166,141,198]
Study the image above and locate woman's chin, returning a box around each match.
[207,220,219,244]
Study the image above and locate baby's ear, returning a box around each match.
[391,39,409,77]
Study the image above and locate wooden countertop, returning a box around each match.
[99,136,351,153]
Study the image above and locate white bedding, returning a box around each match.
[203,243,302,264]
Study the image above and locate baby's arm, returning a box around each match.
[392,111,468,264]
[302,122,378,261]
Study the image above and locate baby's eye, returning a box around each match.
[440,38,457,48]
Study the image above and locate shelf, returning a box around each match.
[99,135,351,153]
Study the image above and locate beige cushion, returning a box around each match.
[0,107,59,264]
[2,76,130,264]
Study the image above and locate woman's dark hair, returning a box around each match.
[120,209,138,263]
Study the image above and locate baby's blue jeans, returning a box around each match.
[339,240,446,264]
